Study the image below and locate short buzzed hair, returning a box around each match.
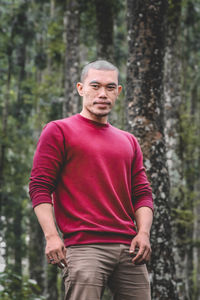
[81,60,119,82]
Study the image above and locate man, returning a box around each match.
[29,60,153,300]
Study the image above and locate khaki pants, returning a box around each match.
[62,243,151,300]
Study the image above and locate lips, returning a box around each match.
[94,101,111,105]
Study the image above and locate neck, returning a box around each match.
[80,110,108,124]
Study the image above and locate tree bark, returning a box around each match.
[10,1,29,281]
[0,48,12,215]
[29,214,45,294]
[15,1,28,123]
[126,1,178,298]
[63,0,80,118]
[163,1,188,298]
[13,210,22,276]
[95,0,114,61]
[189,47,200,300]
[46,264,59,300]
[193,180,200,300]
[164,0,182,181]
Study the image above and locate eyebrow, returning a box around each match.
[89,81,117,87]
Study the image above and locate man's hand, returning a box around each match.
[129,231,151,265]
[45,234,67,269]
[130,206,153,264]
[34,203,67,269]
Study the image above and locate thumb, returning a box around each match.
[62,245,67,257]
[129,239,137,254]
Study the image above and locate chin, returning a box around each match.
[93,108,111,116]
[94,111,110,117]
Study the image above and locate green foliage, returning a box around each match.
[180,111,200,183]
[172,205,194,244]
[0,269,45,300]
[172,1,200,298]
[102,287,112,300]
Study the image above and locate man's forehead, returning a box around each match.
[85,68,118,83]
[89,80,117,85]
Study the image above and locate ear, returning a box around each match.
[76,82,84,96]
[117,85,122,96]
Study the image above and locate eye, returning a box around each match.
[91,84,99,89]
[107,85,116,91]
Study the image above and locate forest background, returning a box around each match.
[0,0,200,299]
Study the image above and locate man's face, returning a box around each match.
[77,68,122,123]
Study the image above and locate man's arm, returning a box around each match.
[34,203,67,268]
[129,206,153,264]
[30,122,67,268]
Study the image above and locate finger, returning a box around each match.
[129,241,138,255]
[129,246,139,259]
[46,248,59,264]
[63,245,67,256]
[52,254,67,269]
[57,261,66,269]
[60,246,67,259]
[58,246,67,265]
[51,248,67,267]
[52,257,67,269]
[60,257,68,267]
[137,248,148,263]
[46,251,55,264]
[48,257,56,264]
[133,247,151,264]
[145,249,152,262]
[56,248,67,265]
[48,255,65,267]
[132,247,145,264]
[49,251,60,264]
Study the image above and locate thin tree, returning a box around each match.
[164,0,187,298]
[126,0,178,298]
[95,0,114,61]
[63,0,80,118]
[181,2,200,298]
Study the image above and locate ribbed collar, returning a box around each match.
[76,114,110,128]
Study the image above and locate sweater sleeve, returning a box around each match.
[29,122,65,208]
[131,137,153,212]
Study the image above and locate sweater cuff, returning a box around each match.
[32,194,53,208]
[133,196,154,212]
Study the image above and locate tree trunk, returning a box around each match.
[126,1,178,298]
[189,52,200,300]
[63,0,80,118]
[15,1,28,123]
[95,0,114,61]
[163,1,185,298]
[29,214,45,294]
[12,2,28,281]
[164,0,182,184]
[45,264,59,300]
[13,210,22,276]
[193,180,200,300]
[0,48,12,215]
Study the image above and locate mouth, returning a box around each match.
[93,101,111,106]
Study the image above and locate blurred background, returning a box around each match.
[0,0,200,299]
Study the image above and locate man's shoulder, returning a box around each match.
[43,114,79,132]
[40,115,79,138]
[50,114,78,126]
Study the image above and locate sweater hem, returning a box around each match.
[63,230,136,247]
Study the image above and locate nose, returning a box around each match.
[98,87,107,98]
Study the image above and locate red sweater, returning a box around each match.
[29,114,153,246]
